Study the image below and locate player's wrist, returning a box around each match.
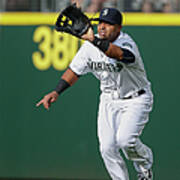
[55,79,70,95]
[92,37,110,53]
[52,90,59,96]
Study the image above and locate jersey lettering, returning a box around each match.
[87,61,123,72]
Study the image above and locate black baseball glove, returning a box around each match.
[55,3,92,38]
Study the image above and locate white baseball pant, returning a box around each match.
[97,88,153,180]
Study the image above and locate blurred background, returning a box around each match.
[0,0,180,13]
[0,0,180,180]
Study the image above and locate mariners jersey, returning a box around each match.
[69,32,151,98]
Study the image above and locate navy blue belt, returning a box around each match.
[123,89,146,100]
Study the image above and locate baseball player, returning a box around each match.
[36,6,154,180]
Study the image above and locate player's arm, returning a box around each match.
[105,43,135,63]
[93,38,135,63]
[82,28,135,63]
[36,68,79,110]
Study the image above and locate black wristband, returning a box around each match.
[92,37,110,53]
[55,79,70,95]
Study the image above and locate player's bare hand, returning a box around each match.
[36,91,59,110]
[81,27,94,42]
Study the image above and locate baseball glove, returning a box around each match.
[55,3,91,38]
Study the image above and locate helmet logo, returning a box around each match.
[102,9,109,16]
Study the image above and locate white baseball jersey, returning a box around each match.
[69,31,154,180]
[69,31,151,98]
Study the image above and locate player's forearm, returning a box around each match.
[91,37,135,63]
[61,68,79,86]
[106,45,135,63]
[91,37,123,59]
[105,43,124,60]
[55,68,79,95]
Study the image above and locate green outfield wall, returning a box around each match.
[0,13,180,180]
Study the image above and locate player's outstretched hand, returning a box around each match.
[36,91,59,110]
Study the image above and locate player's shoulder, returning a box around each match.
[79,39,95,52]
[114,31,137,48]
[77,36,101,58]
[117,31,134,42]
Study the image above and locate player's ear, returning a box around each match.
[116,24,122,33]
[118,25,122,31]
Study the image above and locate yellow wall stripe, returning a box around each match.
[0,12,57,25]
[123,13,180,26]
[0,12,180,26]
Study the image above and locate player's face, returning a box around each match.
[98,21,121,42]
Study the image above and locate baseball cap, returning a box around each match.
[93,7,123,25]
